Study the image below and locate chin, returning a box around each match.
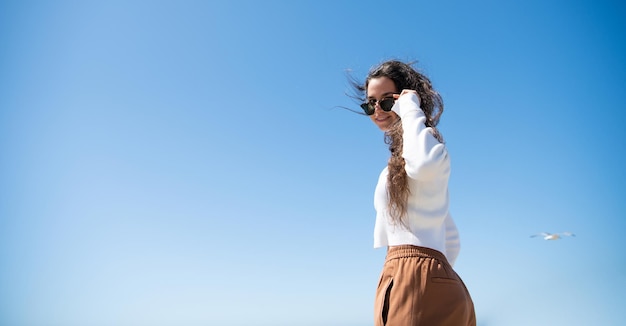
[378,123,393,131]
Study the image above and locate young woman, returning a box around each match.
[353,60,476,325]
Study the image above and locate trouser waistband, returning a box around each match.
[386,245,448,263]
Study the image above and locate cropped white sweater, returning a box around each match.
[373,93,461,266]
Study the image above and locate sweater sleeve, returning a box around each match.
[391,93,450,181]
[444,213,460,266]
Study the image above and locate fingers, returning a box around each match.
[400,89,418,96]
[394,90,418,99]
[396,90,421,107]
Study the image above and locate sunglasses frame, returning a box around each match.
[360,96,397,115]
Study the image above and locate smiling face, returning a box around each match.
[366,77,400,131]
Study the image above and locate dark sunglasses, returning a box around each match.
[360,97,396,115]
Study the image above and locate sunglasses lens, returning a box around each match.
[360,103,375,115]
[380,98,395,112]
[361,97,395,115]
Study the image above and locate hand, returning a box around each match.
[391,90,421,116]
[393,89,420,104]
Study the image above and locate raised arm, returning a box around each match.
[391,92,450,181]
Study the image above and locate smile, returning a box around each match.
[375,115,391,122]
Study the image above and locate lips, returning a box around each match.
[371,112,397,131]
[375,115,391,122]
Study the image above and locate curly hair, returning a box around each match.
[351,60,445,226]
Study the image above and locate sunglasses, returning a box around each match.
[360,96,396,115]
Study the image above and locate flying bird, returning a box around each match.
[530,232,576,240]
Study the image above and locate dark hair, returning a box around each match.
[351,60,445,225]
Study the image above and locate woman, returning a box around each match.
[353,60,476,325]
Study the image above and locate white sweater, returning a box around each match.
[373,93,461,266]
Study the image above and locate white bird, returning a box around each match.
[530,232,576,240]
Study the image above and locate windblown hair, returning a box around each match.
[351,60,445,226]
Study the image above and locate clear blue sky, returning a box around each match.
[1,1,625,325]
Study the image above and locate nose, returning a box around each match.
[374,101,385,112]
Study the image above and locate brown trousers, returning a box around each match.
[374,245,476,326]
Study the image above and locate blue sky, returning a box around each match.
[1,0,625,325]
